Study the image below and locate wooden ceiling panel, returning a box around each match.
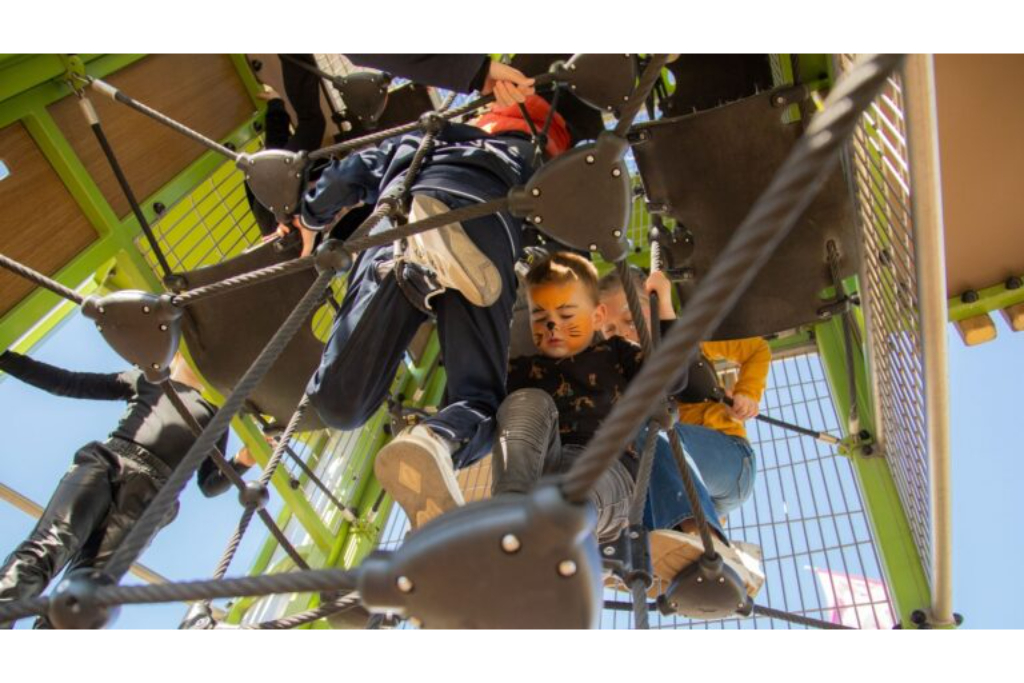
[49,54,254,219]
[0,122,97,317]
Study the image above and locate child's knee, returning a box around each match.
[308,385,376,431]
[498,388,557,422]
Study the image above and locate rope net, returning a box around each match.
[0,54,916,629]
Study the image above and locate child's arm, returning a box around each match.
[195,432,249,498]
[299,144,391,231]
[702,338,772,420]
[0,351,134,401]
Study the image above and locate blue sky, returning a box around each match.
[1,306,1021,628]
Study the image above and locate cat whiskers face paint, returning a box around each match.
[528,282,601,358]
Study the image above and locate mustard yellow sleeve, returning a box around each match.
[700,338,772,403]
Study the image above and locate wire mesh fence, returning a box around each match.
[838,54,932,584]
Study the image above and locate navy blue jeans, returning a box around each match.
[639,423,757,538]
[307,183,521,468]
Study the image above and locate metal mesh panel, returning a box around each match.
[837,54,932,583]
[374,351,895,629]
[134,137,265,275]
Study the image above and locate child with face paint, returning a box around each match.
[598,268,767,598]
[491,253,679,542]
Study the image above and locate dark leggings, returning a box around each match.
[492,388,633,542]
[0,442,175,628]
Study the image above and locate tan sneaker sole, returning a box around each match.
[406,195,502,308]
[649,530,765,599]
[374,430,465,530]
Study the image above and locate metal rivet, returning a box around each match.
[396,576,414,593]
[557,560,577,578]
[739,602,747,609]
[98,307,105,314]
[296,173,302,179]
[606,106,614,112]
[613,230,623,238]
[268,206,275,212]
[531,188,541,197]
[569,63,577,71]
[533,216,543,224]
[585,154,595,164]
[142,306,151,314]
[718,577,726,584]
[603,546,616,556]
[623,95,630,102]
[285,158,292,165]
[151,363,160,370]
[408,617,423,628]
[159,324,168,332]
[249,159,255,166]
[501,534,521,554]
[671,602,678,609]
[96,325,103,332]
[588,243,598,251]
[629,531,639,540]
[696,576,704,583]
[611,168,622,177]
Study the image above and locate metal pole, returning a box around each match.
[902,54,954,627]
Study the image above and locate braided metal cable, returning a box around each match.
[0,596,50,624]
[667,428,717,557]
[614,55,672,138]
[170,256,316,307]
[210,507,257,585]
[343,198,508,254]
[241,593,363,630]
[104,271,335,580]
[89,78,240,162]
[0,253,85,305]
[752,604,853,630]
[615,260,652,356]
[165,382,311,573]
[561,54,904,504]
[629,579,650,629]
[627,426,661,526]
[90,568,360,607]
[259,396,311,488]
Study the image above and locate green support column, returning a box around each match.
[815,315,932,627]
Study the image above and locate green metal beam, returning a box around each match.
[947,276,1024,323]
[815,316,932,627]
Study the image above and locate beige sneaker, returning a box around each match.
[399,194,502,308]
[374,425,465,530]
[649,529,765,599]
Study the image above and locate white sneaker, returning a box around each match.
[374,424,465,530]
[649,529,766,599]
[399,194,502,308]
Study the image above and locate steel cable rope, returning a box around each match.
[205,396,313,598]
[103,270,335,581]
[75,92,175,281]
[240,592,363,630]
[601,599,853,629]
[0,253,85,305]
[161,383,311,571]
[252,413,359,521]
[560,54,904,507]
[85,77,241,162]
[614,55,672,137]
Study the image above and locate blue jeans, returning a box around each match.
[307,177,521,468]
[638,423,757,537]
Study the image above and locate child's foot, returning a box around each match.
[649,529,766,599]
[374,424,465,530]
[400,195,502,308]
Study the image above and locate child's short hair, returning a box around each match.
[597,265,647,299]
[526,252,600,304]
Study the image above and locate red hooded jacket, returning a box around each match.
[473,95,572,158]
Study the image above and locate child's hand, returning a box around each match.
[276,217,317,258]
[483,62,535,107]
[725,390,759,421]
[234,446,257,468]
[645,270,676,320]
